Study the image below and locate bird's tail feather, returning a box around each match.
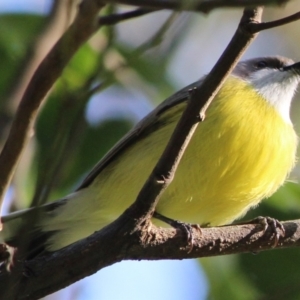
[0,201,65,259]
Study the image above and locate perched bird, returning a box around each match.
[0,56,299,256]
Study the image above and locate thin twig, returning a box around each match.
[99,8,156,25]
[136,11,179,52]
[250,11,300,32]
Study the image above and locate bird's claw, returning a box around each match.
[153,212,202,253]
[251,216,285,247]
[169,220,202,253]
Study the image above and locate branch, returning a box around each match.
[99,0,289,13]
[250,11,300,32]
[2,218,300,299]
[0,1,71,147]
[5,0,78,114]
[99,8,157,25]
[0,0,105,216]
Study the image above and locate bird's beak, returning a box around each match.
[282,62,300,75]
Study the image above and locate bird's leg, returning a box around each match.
[153,212,202,252]
[237,216,285,247]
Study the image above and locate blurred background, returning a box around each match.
[1,1,300,299]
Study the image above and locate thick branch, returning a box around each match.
[2,218,300,300]
[0,0,105,213]
[99,0,289,12]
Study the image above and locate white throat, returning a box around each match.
[247,68,299,123]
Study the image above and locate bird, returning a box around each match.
[0,56,299,257]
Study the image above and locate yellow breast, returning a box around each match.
[90,76,297,227]
[156,77,298,225]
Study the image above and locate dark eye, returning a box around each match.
[255,61,268,69]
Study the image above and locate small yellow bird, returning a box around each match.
[1,56,299,255]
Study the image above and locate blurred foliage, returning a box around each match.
[0,14,44,103]
[1,3,300,300]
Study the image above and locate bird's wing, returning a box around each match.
[76,80,202,190]
[1,80,203,257]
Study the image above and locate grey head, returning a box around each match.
[233,56,296,79]
[232,56,300,122]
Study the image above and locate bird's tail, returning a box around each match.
[0,201,64,259]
